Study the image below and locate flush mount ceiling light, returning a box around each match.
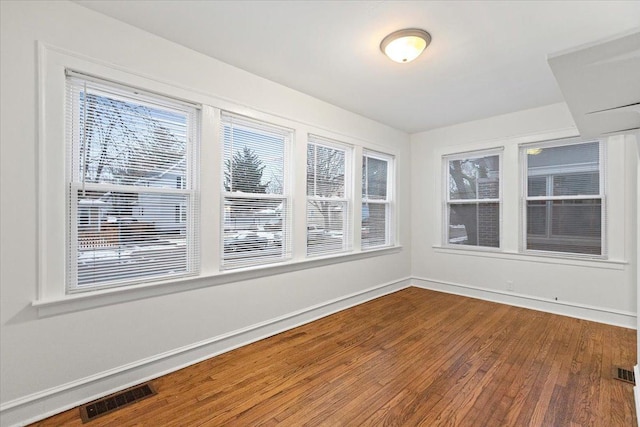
[380,28,431,63]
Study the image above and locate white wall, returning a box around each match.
[411,103,637,326]
[0,2,411,425]
[637,132,640,361]
[635,132,640,414]
[2,2,637,426]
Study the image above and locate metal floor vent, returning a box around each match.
[79,382,156,423]
[614,367,635,385]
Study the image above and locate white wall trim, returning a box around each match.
[0,277,412,427]
[2,277,635,426]
[33,246,404,317]
[35,41,406,313]
[412,276,636,329]
[634,365,640,427]
[38,42,401,154]
[431,245,627,270]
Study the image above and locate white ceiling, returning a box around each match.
[74,0,640,134]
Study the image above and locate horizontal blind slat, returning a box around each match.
[362,151,392,249]
[66,74,199,292]
[523,139,603,256]
[307,137,351,257]
[220,113,291,268]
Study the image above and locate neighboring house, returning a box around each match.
[307,201,344,235]
[135,172,187,235]
[77,161,188,252]
[78,198,110,231]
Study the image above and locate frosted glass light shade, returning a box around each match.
[380,29,431,63]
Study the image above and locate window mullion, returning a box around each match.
[526,195,602,201]
[200,105,219,275]
[448,198,500,204]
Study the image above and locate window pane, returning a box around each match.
[77,90,188,188]
[223,117,285,195]
[550,199,601,238]
[527,142,599,170]
[67,75,198,292]
[526,199,601,255]
[527,142,599,197]
[528,176,547,197]
[307,200,348,255]
[221,113,291,268]
[76,189,188,288]
[307,138,350,256]
[307,143,345,198]
[448,202,499,247]
[363,156,388,200]
[524,140,602,256]
[362,151,393,250]
[306,144,315,196]
[553,173,599,196]
[362,203,387,248]
[526,200,547,235]
[223,197,286,266]
[448,155,499,200]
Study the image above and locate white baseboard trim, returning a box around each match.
[412,277,636,329]
[2,277,634,426]
[0,277,411,427]
[635,365,640,427]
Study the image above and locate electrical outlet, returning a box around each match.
[506,280,514,291]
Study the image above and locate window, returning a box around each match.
[307,135,352,256]
[66,72,199,292]
[522,139,603,256]
[444,151,501,248]
[362,151,394,249]
[221,113,291,268]
[41,49,402,308]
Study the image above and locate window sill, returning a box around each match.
[33,245,403,317]
[432,245,626,270]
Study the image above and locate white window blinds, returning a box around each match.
[66,72,199,292]
[445,151,501,248]
[523,139,604,256]
[221,112,291,268]
[307,135,351,256]
[362,151,393,249]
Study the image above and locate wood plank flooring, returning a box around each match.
[32,287,637,426]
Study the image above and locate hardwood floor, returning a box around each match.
[33,287,636,426]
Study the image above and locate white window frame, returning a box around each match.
[442,148,503,250]
[361,150,395,250]
[34,43,206,300]
[36,45,401,314]
[65,72,200,293]
[220,112,292,269]
[520,138,606,258]
[306,135,353,257]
